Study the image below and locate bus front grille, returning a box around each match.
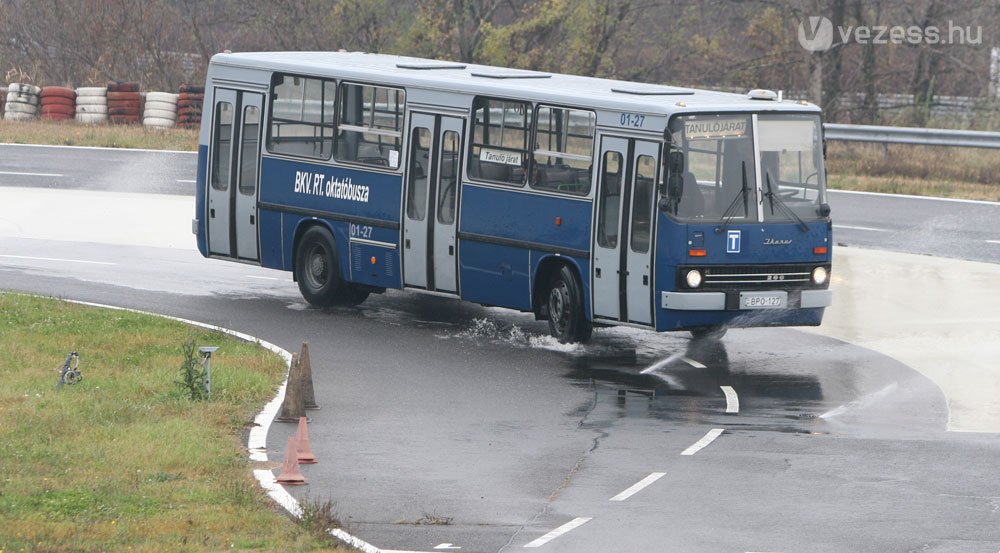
[699,264,825,290]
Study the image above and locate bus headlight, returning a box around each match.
[812,266,828,285]
[685,269,703,289]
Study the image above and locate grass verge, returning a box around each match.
[826,141,1000,202]
[0,119,198,151]
[0,292,350,552]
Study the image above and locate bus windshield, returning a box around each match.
[758,114,826,222]
[666,114,758,222]
[665,113,826,223]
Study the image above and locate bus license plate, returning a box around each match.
[740,291,787,310]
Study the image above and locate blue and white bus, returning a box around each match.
[194,52,832,342]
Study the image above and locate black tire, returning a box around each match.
[689,325,728,340]
[295,226,344,307]
[546,266,592,343]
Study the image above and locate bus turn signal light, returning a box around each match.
[813,246,828,255]
[688,249,707,257]
[371,256,377,265]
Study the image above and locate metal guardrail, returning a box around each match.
[823,123,1000,149]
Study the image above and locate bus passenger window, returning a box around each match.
[438,131,460,224]
[239,105,260,195]
[598,151,623,248]
[407,127,430,221]
[630,155,656,253]
[468,97,531,186]
[267,74,336,159]
[211,101,234,191]
[532,106,595,195]
[335,83,405,169]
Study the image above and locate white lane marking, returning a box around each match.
[721,386,740,414]
[0,142,196,155]
[248,275,284,281]
[640,353,682,374]
[523,517,592,548]
[681,356,706,369]
[609,472,666,501]
[0,254,117,266]
[434,544,462,550]
[640,353,704,374]
[835,224,888,232]
[681,428,725,456]
[176,179,196,183]
[0,171,64,177]
[827,188,1000,206]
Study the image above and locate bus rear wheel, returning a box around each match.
[296,226,347,307]
[546,266,592,344]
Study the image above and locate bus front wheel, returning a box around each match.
[546,266,592,344]
[690,326,727,340]
[295,226,345,307]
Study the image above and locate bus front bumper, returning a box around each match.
[661,289,832,311]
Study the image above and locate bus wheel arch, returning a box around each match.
[534,258,592,343]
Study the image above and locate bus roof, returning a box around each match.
[210,51,821,118]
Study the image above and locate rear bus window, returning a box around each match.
[267,74,336,159]
[468,97,531,186]
[532,106,595,195]
[335,83,405,169]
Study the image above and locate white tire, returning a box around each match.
[7,92,39,105]
[4,110,35,120]
[76,104,108,114]
[143,116,175,127]
[145,92,178,104]
[143,108,177,120]
[5,101,38,114]
[76,113,107,124]
[75,96,107,106]
[8,83,41,95]
[75,87,107,97]
[143,100,177,113]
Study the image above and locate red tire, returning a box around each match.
[108,107,141,116]
[178,92,204,101]
[40,86,76,99]
[40,96,75,108]
[41,105,75,116]
[107,101,140,111]
[109,114,140,124]
[107,81,140,93]
[41,112,74,121]
[107,91,140,101]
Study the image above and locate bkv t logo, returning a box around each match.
[798,16,834,52]
[726,230,741,254]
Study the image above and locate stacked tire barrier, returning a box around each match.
[0,86,5,116]
[75,87,108,124]
[106,81,141,125]
[40,87,76,121]
[5,83,41,120]
[177,84,204,129]
[143,91,179,128]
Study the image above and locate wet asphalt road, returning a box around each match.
[2,144,1000,552]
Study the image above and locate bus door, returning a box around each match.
[207,88,264,261]
[402,112,464,293]
[592,136,659,325]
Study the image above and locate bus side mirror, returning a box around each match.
[817,203,831,217]
[667,173,684,201]
[668,151,684,173]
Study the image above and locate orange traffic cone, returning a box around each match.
[275,436,307,485]
[276,353,305,423]
[295,416,317,464]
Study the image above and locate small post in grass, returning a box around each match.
[198,346,219,399]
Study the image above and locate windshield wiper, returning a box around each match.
[716,161,749,234]
[764,171,809,232]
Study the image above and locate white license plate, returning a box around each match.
[740,292,787,310]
